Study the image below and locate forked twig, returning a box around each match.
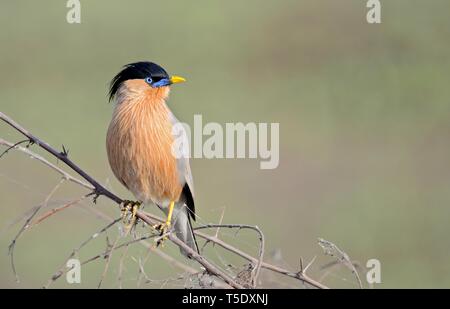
[194,223,264,288]
[98,234,121,289]
[318,238,362,289]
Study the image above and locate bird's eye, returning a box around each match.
[145,77,153,84]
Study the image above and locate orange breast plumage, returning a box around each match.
[106,80,182,204]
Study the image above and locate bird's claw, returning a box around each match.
[153,222,171,247]
[120,200,141,233]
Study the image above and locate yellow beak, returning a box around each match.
[170,75,186,84]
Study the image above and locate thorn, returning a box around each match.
[88,190,100,204]
[299,257,304,273]
[60,144,69,157]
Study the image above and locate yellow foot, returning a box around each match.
[152,201,175,248]
[120,200,141,233]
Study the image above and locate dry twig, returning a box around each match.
[318,238,362,288]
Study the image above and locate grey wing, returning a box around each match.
[169,112,196,220]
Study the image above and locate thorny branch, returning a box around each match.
[318,238,363,289]
[0,111,329,289]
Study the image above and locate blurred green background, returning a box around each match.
[1,0,450,288]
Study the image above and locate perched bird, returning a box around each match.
[106,61,198,256]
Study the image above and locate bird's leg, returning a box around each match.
[120,200,141,233]
[153,201,175,247]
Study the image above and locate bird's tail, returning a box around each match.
[172,203,199,257]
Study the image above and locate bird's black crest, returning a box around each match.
[109,61,169,101]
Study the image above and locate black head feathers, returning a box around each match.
[109,62,169,101]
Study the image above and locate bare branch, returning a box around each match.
[0,138,92,190]
[30,194,89,228]
[0,112,121,204]
[1,112,329,289]
[98,234,121,288]
[144,211,328,289]
[194,223,264,288]
[318,238,362,289]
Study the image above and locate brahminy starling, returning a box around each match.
[106,61,198,256]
